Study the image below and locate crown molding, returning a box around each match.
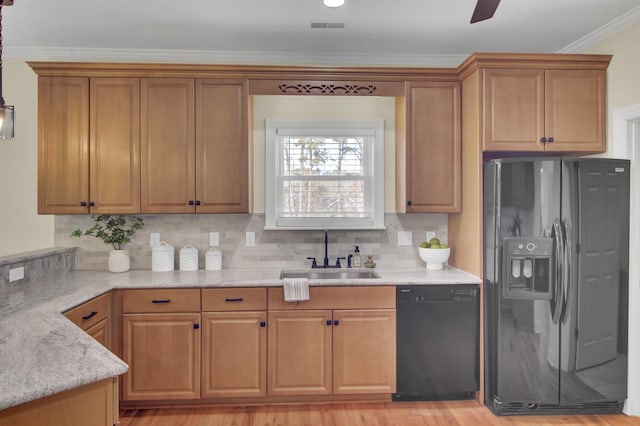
[558,5,640,53]
[4,46,467,68]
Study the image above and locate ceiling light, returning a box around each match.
[323,0,345,8]
[0,0,15,141]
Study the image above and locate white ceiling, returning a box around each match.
[4,0,640,67]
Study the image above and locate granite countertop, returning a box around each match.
[0,265,480,411]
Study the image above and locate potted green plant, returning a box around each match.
[71,215,144,272]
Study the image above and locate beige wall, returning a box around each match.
[586,21,640,152]
[0,59,54,256]
[252,95,397,213]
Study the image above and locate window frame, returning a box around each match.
[265,118,385,230]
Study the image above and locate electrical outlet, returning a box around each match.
[426,231,437,241]
[245,232,256,247]
[397,231,412,246]
[209,232,220,247]
[9,267,24,282]
[150,232,160,247]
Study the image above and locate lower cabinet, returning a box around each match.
[119,286,396,404]
[267,310,333,396]
[121,289,202,401]
[332,309,396,394]
[122,313,201,400]
[0,378,118,426]
[267,286,396,397]
[63,292,111,350]
[201,311,267,398]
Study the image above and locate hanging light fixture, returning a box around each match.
[0,0,15,141]
[323,0,345,8]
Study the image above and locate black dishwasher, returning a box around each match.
[393,284,479,401]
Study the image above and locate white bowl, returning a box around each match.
[418,247,451,270]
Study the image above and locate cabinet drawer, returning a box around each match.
[64,292,109,330]
[201,287,266,311]
[268,286,395,310]
[123,289,200,313]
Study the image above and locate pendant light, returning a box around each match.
[0,0,15,141]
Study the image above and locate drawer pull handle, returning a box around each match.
[152,299,171,304]
[82,311,98,321]
[225,298,244,302]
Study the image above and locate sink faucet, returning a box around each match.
[323,229,330,267]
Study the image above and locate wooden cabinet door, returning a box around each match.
[201,311,266,398]
[37,77,90,214]
[267,310,332,396]
[122,313,200,400]
[85,317,110,349]
[141,78,196,213]
[406,82,461,213]
[332,309,396,394]
[196,79,249,213]
[482,68,545,152]
[544,69,606,153]
[89,78,140,213]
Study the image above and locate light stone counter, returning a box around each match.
[0,265,480,411]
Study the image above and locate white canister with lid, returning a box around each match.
[152,242,174,272]
[180,245,199,271]
[205,248,222,271]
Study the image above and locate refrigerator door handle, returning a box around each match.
[551,219,564,324]
[560,218,573,324]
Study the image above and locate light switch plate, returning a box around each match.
[426,231,437,241]
[397,231,412,246]
[245,232,256,247]
[9,267,24,282]
[150,232,160,247]
[209,232,219,247]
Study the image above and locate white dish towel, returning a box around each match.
[283,278,310,302]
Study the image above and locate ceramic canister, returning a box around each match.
[179,244,199,271]
[205,248,222,271]
[152,241,174,272]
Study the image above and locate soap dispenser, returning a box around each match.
[352,246,361,268]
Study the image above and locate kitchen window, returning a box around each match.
[265,119,384,230]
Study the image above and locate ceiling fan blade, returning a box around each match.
[470,0,501,23]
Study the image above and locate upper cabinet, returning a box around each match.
[141,78,196,213]
[38,77,90,214]
[404,81,461,213]
[480,60,608,153]
[38,77,140,214]
[140,78,249,214]
[195,79,249,213]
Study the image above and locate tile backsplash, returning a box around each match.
[55,213,447,271]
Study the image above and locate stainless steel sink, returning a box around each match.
[280,269,380,280]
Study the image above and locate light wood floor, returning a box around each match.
[119,400,637,425]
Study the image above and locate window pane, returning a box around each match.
[280,179,367,218]
[280,136,365,177]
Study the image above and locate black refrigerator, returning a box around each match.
[483,158,629,415]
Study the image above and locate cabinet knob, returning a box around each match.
[333,320,340,326]
[193,323,200,330]
[260,321,266,328]
[547,137,554,143]
[80,201,87,207]
[195,200,201,206]
[88,201,95,207]
[407,200,413,206]
[326,320,332,326]
[188,200,195,206]
[540,137,547,143]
